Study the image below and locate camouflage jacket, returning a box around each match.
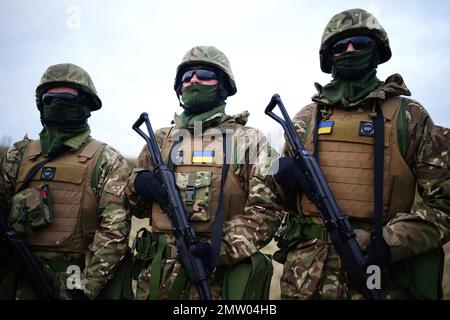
[126,110,284,266]
[286,73,450,263]
[0,135,131,299]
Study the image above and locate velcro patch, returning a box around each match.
[192,150,215,163]
[318,121,334,135]
[359,121,375,137]
[41,167,56,181]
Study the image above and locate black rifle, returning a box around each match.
[265,94,379,300]
[133,112,212,300]
[0,213,60,300]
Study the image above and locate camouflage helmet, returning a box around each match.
[174,46,237,96]
[35,63,102,110]
[320,8,392,73]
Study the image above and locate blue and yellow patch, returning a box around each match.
[318,121,334,135]
[192,150,215,163]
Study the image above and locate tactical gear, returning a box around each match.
[365,235,391,267]
[41,98,91,127]
[39,127,91,156]
[320,8,392,73]
[36,63,102,111]
[9,184,53,236]
[331,35,375,55]
[273,156,311,192]
[174,46,237,96]
[321,69,381,104]
[181,83,219,113]
[134,170,167,204]
[330,45,378,80]
[180,104,225,129]
[299,97,415,220]
[181,69,218,83]
[15,139,105,254]
[151,127,246,236]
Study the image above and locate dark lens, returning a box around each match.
[331,36,374,54]
[42,92,79,105]
[193,69,217,81]
[331,40,349,54]
[350,36,374,50]
[181,70,195,83]
[181,69,217,82]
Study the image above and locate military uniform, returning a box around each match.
[274,9,450,300]
[126,46,283,300]
[0,64,131,300]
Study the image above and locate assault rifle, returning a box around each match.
[133,112,212,300]
[265,94,379,300]
[0,213,60,299]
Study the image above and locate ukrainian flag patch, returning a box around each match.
[318,121,334,135]
[192,150,215,163]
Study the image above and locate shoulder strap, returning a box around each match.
[210,134,230,269]
[373,101,384,268]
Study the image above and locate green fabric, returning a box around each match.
[181,83,218,109]
[393,248,444,299]
[273,213,327,263]
[148,234,167,300]
[96,248,135,300]
[0,269,17,300]
[39,127,90,156]
[180,104,226,129]
[168,268,189,299]
[396,98,408,158]
[321,47,381,104]
[39,98,91,156]
[222,252,273,300]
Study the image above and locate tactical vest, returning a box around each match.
[299,97,416,221]
[16,139,104,253]
[151,127,246,236]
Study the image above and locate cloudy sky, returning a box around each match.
[1,0,449,157]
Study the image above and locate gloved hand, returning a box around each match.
[365,236,391,268]
[134,171,167,204]
[273,156,311,192]
[67,289,90,300]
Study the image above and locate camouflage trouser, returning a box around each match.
[280,239,411,300]
[135,258,223,300]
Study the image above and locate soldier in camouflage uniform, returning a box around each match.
[0,63,131,299]
[273,9,450,299]
[126,46,283,299]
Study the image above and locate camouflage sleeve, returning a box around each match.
[125,127,170,219]
[221,127,285,265]
[384,100,450,262]
[0,137,32,212]
[81,145,132,299]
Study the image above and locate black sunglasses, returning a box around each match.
[331,36,374,55]
[42,92,83,105]
[181,69,218,83]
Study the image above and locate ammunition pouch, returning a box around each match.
[9,185,53,236]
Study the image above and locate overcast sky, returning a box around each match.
[1,0,449,157]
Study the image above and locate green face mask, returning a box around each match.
[39,98,91,155]
[331,46,376,80]
[41,98,91,127]
[181,83,218,111]
[321,46,381,104]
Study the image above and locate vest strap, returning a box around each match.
[373,101,385,267]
